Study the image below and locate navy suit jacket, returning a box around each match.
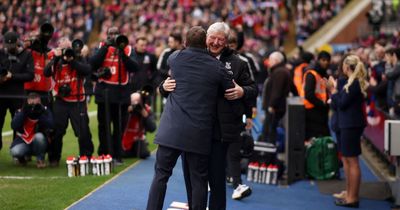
[154,47,233,155]
[331,79,366,129]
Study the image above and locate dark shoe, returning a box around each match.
[334,199,359,208]
[15,157,27,166]
[36,160,47,169]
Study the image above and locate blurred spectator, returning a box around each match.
[0,0,97,48]
[384,48,400,116]
[295,0,348,45]
[96,0,289,60]
[303,51,331,141]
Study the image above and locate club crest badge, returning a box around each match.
[225,62,231,69]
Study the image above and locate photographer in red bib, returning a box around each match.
[10,93,53,168]
[44,37,94,167]
[90,27,140,164]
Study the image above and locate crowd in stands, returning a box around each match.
[295,0,349,45]
[0,0,98,48]
[95,0,289,58]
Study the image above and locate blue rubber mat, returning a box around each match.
[68,153,391,210]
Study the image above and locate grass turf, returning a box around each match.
[0,99,158,210]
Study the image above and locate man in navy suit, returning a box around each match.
[146,26,234,210]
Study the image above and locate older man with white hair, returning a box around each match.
[262,51,291,145]
[185,22,257,209]
[159,22,257,209]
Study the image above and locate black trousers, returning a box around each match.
[0,97,23,150]
[48,99,93,162]
[97,102,128,160]
[207,141,228,210]
[262,111,284,144]
[147,145,209,210]
[226,140,243,188]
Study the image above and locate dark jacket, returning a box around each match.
[263,62,290,113]
[330,77,347,133]
[11,106,53,147]
[155,47,233,155]
[131,50,158,91]
[89,45,139,104]
[214,48,258,142]
[0,49,34,96]
[331,79,366,129]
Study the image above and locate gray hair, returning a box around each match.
[207,22,230,38]
[270,51,284,63]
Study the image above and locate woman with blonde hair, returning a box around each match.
[328,54,368,208]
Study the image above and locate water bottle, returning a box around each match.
[253,162,260,183]
[96,157,103,176]
[90,156,97,175]
[259,163,267,183]
[266,164,273,184]
[66,156,75,177]
[73,158,80,176]
[79,156,88,176]
[271,165,278,185]
[104,154,112,175]
[247,162,254,182]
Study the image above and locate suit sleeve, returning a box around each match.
[158,79,170,98]
[143,112,157,132]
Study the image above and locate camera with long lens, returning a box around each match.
[58,84,72,97]
[28,23,54,51]
[130,103,143,114]
[72,39,84,56]
[115,35,129,49]
[62,48,75,61]
[130,85,154,113]
[24,103,45,119]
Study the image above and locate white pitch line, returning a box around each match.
[1,111,98,137]
[0,176,67,180]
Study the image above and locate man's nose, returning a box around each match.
[213,39,219,45]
